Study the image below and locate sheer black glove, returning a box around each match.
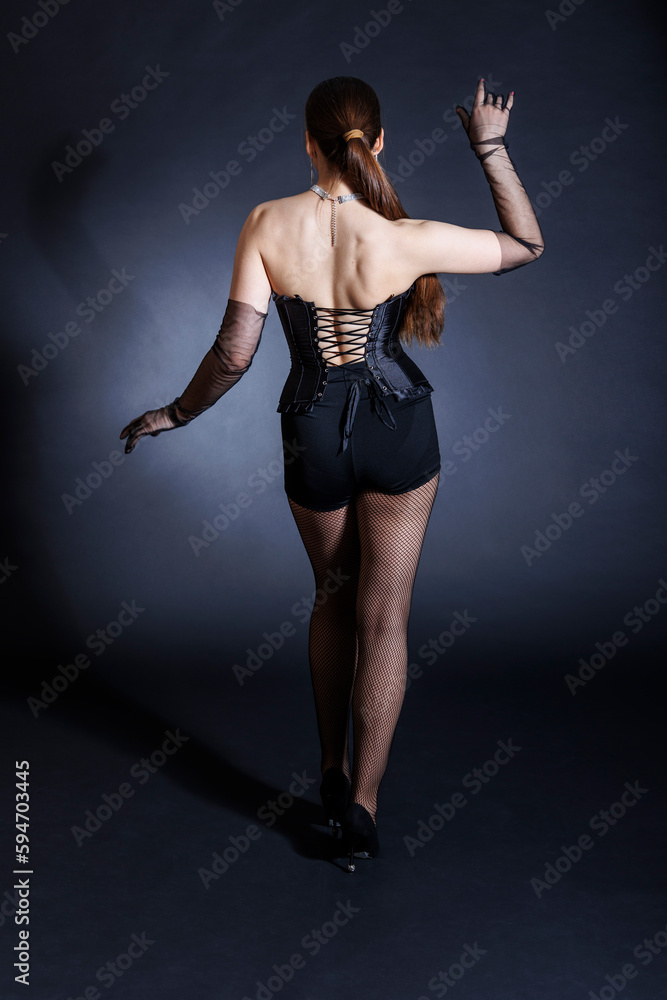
[120,297,268,454]
[456,79,544,274]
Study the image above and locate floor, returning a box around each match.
[3,631,665,1000]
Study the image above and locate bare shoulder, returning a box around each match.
[393,216,456,236]
[393,217,426,229]
[242,193,310,234]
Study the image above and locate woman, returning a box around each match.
[120,76,544,872]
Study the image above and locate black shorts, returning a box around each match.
[280,360,441,511]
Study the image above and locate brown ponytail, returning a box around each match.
[304,76,446,349]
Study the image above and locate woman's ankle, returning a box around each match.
[321,762,351,781]
[348,797,377,825]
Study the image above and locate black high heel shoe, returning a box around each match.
[342,802,379,872]
[319,767,351,835]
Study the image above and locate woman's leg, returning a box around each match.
[350,472,440,822]
[286,497,361,780]
[287,472,439,821]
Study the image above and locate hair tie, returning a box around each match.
[343,129,364,142]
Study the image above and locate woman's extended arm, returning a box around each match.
[405,78,544,276]
[120,208,272,454]
[457,80,544,274]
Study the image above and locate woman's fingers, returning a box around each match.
[120,417,141,440]
[459,79,513,135]
[458,78,515,135]
[120,415,147,453]
[474,77,486,106]
[125,426,144,453]
[455,105,470,130]
[119,405,177,453]
[124,428,139,453]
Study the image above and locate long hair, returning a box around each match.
[304,76,446,349]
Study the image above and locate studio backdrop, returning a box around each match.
[1,1,665,998]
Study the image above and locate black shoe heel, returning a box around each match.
[343,802,379,872]
[319,767,351,836]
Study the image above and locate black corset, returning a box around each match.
[272,281,434,413]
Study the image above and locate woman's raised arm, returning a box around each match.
[404,78,545,276]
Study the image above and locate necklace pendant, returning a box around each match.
[309,184,363,247]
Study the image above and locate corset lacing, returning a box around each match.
[311,305,398,452]
[314,305,375,365]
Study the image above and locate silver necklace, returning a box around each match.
[309,183,365,247]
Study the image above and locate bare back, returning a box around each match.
[254,191,423,307]
[230,187,507,364]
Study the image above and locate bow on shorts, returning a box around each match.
[339,372,397,453]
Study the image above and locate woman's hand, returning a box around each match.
[455,78,514,147]
[119,404,183,454]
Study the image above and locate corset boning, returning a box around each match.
[272,282,434,412]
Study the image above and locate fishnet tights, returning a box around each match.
[287,473,439,823]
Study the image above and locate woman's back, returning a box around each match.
[253,190,422,307]
[121,76,544,447]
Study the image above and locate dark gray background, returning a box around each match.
[1,1,665,998]
[2,0,665,654]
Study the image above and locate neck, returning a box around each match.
[312,172,358,197]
